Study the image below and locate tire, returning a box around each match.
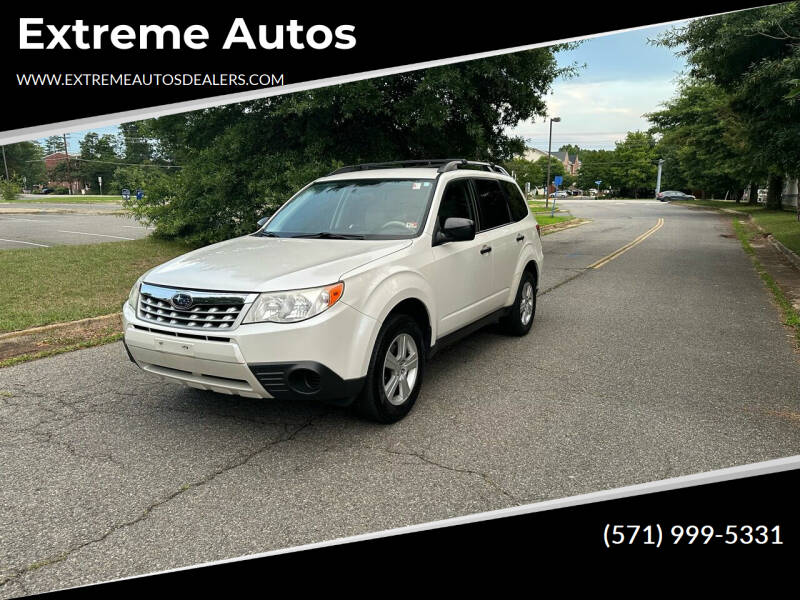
[500,269,536,336]
[353,314,425,423]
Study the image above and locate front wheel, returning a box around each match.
[500,270,536,336]
[354,314,425,423]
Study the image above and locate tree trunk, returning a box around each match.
[766,173,783,210]
[748,182,758,205]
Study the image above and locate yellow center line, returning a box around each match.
[587,218,665,269]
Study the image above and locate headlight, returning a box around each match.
[127,272,150,309]
[242,282,344,324]
[128,277,143,309]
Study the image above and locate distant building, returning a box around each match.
[43,152,81,193]
[522,147,581,175]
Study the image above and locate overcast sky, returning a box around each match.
[510,22,689,152]
[54,22,689,155]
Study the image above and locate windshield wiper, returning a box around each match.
[291,232,365,239]
[255,231,280,237]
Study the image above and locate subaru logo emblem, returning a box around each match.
[171,293,193,310]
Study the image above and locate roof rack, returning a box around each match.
[328,159,509,176]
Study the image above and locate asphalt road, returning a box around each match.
[1,200,799,595]
[0,209,150,249]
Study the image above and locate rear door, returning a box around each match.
[472,178,516,310]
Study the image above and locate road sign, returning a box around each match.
[595,180,602,186]
[554,175,563,186]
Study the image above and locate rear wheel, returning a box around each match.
[500,269,536,336]
[354,314,425,423]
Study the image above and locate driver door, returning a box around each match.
[427,178,494,336]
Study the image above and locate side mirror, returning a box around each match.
[435,217,475,245]
[257,217,269,228]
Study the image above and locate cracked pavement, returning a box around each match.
[1,200,799,596]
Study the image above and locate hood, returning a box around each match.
[144,235,412,292]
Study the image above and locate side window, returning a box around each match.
[500,181,529,222]
[436,179,474,230]
[473,179,511,231]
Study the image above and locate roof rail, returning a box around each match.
[327,159,509,176]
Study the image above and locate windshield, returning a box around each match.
[259,179,435,239]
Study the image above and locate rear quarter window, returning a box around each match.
[500,180,530,222]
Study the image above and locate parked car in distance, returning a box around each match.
[549,191,568,198]
[657,190,696,202]
[40,188,53,194]
[123,159,544,423]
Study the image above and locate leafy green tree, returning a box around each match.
[558,144,581,157]
[119,121,160,164]
[133,49,573,245]
[657,2,800,208]
[612,132,658,198]
[504,158,544,192]
[42,136,64,155]
[77,133,121,193]
[647,80,750,198]
[575,149,616,191]
[2,142,47,187]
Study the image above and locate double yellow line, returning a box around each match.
[587,218,665,269]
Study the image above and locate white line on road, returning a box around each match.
[121,225,154,230]
[0,238,49,247]
[57,230,135,240]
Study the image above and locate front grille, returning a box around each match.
[138,283,254,331]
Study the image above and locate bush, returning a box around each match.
[0,177,22,202]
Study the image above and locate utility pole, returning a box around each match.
[63,133,72,195]
[1,145,8,180]
[545,116,560,208]
[655,158,664,199]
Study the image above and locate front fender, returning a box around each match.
[342,267,437,376]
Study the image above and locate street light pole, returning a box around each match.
[545,116,560,208]
[655,158,664,199]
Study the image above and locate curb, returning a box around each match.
[682,203,800,272]
[0,313,122,361]
[540,218,590,235]
[767,235,800,271]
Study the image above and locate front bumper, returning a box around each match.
[122,300,375,401]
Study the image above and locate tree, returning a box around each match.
[504,157,544,192]
[42,136,64,155]
[611,132,658,198]
[575,149,616,192]
[647,79,751,198]
[657,2,800,209]
[133,48,573,245]
[119,121,160,164]
[77,133,121,193]
[1,141,47,186]
[558,144,581,156]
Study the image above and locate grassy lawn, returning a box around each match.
[528,200,547,211]
[6,195,121,204]
[0,238,193,333]
[674,199,800,255]
[535,214,574,227]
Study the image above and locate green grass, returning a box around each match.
[527,200,547,211]
[674,199,800,255]
[732,219,800,347]
[5,195,121,204]
[0,238,193,333]
[535,214,574,227]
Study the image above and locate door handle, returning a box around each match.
[516,234,525,242]
[480,245,492,255]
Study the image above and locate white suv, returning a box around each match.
[123,159,543,422]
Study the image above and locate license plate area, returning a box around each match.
[154,337,195,357]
